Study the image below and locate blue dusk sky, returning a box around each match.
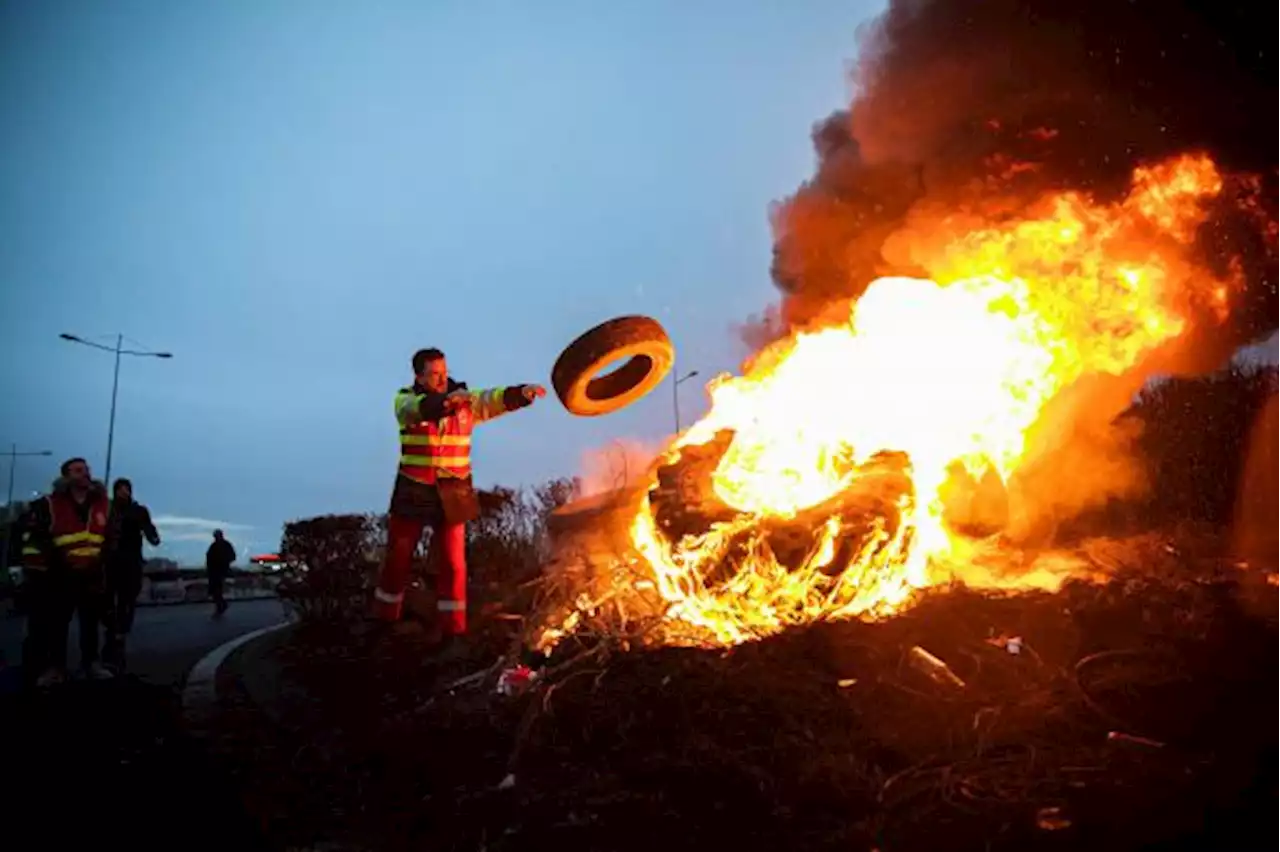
[0,1,882,563]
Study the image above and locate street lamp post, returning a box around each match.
[60,333,173,486]
[672,367,700,434]
[1,444,53,568]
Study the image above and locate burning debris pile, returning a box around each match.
[530,0,1276,653]
[531,148,1273,653]
[333,568,1275,852]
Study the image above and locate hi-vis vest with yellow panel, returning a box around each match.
[48,491,110,570]
[395,386,519,484]
[20,530,46,570]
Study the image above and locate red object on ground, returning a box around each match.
[497,664,536,696]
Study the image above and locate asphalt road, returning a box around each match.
[0,598,290,687]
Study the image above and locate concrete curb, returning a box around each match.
[182,619,294,717]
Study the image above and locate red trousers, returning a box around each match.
[372,514,468,634]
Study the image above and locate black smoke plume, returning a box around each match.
[747,0,1277,543]
[761,0,1277,364]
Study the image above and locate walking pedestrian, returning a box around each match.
[21,457,113,686]
[206,529,236,617]
[102,478,161,671]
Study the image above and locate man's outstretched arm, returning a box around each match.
[469,384,547,424]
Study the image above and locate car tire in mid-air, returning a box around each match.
[551,315,675,417]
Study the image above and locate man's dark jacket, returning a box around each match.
[206,539,236,576]
[106,500,160,567]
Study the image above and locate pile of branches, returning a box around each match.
[239,540,1276,852]
[438,568,1275,850]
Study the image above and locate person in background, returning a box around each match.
[206,529,236,617]
[17,505,47,681]
[102,478,161,671]
[21,457,113,685]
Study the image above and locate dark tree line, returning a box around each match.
[1127,363,1277,531]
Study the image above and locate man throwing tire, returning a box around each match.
[372,347,545,645]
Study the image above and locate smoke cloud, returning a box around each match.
[768,0,1275,343]
[759,0,1277,540]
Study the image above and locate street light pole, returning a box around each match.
[672,367,699,434]
[60,332,173,486]
[1,444,53,568]
[106,333,123,489]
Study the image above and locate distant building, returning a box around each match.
[143,557,181,576]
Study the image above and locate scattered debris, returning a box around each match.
[907,645,967,689]
[1106,731,1166,750]
[1035,806,1072,831]
[496,665,538,697]
[215,572,1277,851]
[985,634,1024,655]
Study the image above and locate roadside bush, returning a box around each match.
[277,513,380,622]
[468,479,577,585]
[466,479,578,618]
[276,479,578,629]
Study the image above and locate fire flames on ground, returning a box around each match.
[539,153,1258,651]
[524,0,1278,657]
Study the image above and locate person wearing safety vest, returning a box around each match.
[17,514,47,677]
[21,457,114,686]
[372,347,546,646]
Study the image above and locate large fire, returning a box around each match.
[617,153,1232,647]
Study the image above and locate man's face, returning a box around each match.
[115,483,132,502]
[65,460,90,486]
[418,357,448,393]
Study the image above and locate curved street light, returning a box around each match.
[672,367,700,434]
[60,333,173,486]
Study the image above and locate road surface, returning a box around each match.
[0,598,290,687]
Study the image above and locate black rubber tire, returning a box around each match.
[551,315,675,417]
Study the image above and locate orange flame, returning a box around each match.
[626,153,1231,646]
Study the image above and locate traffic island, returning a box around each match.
[193,565,1277,852]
